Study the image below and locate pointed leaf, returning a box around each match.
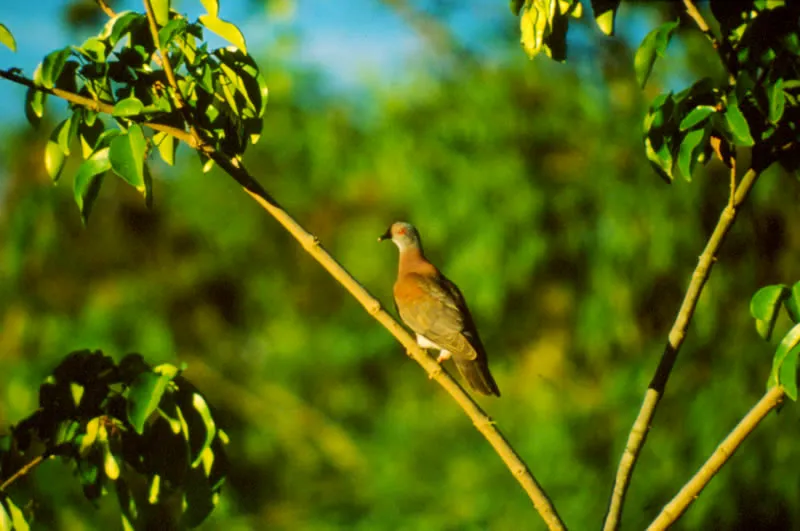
[151,0,171,27]
[45,141,66,181]
[0,23,16,52]
[112,97,145,117]
[751,284,789,340]
[768,78,785,123]
[677,126,707,181]
[198,15,246,53]
[153,131,176,165]
[127,371,171,435]
[200,0,219,17]
[109,125,147,192]
[25,87,46,127]
[779,343,800,401]
[785,282,800,324]
[189,393,216,467]
[769,323,800,391]
[679,105,716,131]
[41,47,71,89]
[591,0,620,35]
[725,94,754,146]
[634,20,679,88]
[73,148,110,224]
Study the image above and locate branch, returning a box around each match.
[95,0,116,18]
[602,165,762,531]
[0,452,51,493]
[0,70,567,531]
[647,386,785,530]
[682,0,737,82]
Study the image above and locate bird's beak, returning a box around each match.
[378,227,392,242]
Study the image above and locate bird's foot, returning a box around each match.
[436,351,452,364]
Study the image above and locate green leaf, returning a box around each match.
[153,131,176,165]
[679,105,716,131]
[0,496,29,531]
[79,117,106,158]
[44,142,65,181]
[24,87,46,127]
[109,125,147,192]
[519,0,557,59]
[779,343,800,401]
[590,0,621,36]
[73,148,110,224]
[41,47,72,89]
[769,323,800,394]
[77,37,108,63]
[200,0,219,17]
[634,20,679,88]
[785,282,800,323]
[127,371,171,435]
[112,97,145,117]
[510,0,525,16]
[751,284,789,340]
[677,126,707,181]
[99,11,142,47]
[768,78,785,122]
[151,0,171,27]
[0,23,16,52]
[198,15,246,53]
[724,93,754,146]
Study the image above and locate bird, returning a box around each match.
[379,221,500,396]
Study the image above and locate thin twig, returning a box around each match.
[1,66,567,531]
[95,0,116,18]
[682,0,737,82]
[648,386,785,530]
[602,165,762,531]
[0,453,50,493]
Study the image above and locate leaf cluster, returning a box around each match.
[0,350,227,530]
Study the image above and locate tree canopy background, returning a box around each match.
[0,0,798,529]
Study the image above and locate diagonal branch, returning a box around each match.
[647,386,785,530]
[0,69,566,531]
[602,164,762,531]
[0,452,52,493]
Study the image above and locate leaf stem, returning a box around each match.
[682,0,737,82]
[647,386,785,530]
[602,165,761,531]
[0,452,51,493]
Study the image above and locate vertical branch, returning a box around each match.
[648,386,785,530]
[602,166,761,531]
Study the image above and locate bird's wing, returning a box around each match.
[397,273,479,361]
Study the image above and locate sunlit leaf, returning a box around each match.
[25,87,46,127]
[677,126,707,181]
[634,20,679,88]
[151,0,171,27]
[679,105,716,131]
[519,0,557,59]
[189,393,216,467]
[112,97,145,117]
[779,343,800,400]
[751,284,789,340]
[769,323,800,393]
[109,125,147,193]
[0,23,16,52]
[199,0,219,18]
[153,131,176,165]
[198,15,246,53]
[41,47,71,89]
[590,0,620,35]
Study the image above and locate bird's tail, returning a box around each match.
[454,357,501,397]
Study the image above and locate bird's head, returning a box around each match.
[379,221,422,252]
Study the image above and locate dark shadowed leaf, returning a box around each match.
[127,372,171,435]
[768,78,785,122]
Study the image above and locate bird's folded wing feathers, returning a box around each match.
[397,274,478,361]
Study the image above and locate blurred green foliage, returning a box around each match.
[1,2,800,530]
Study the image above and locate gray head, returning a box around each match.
[378,221,423,252]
